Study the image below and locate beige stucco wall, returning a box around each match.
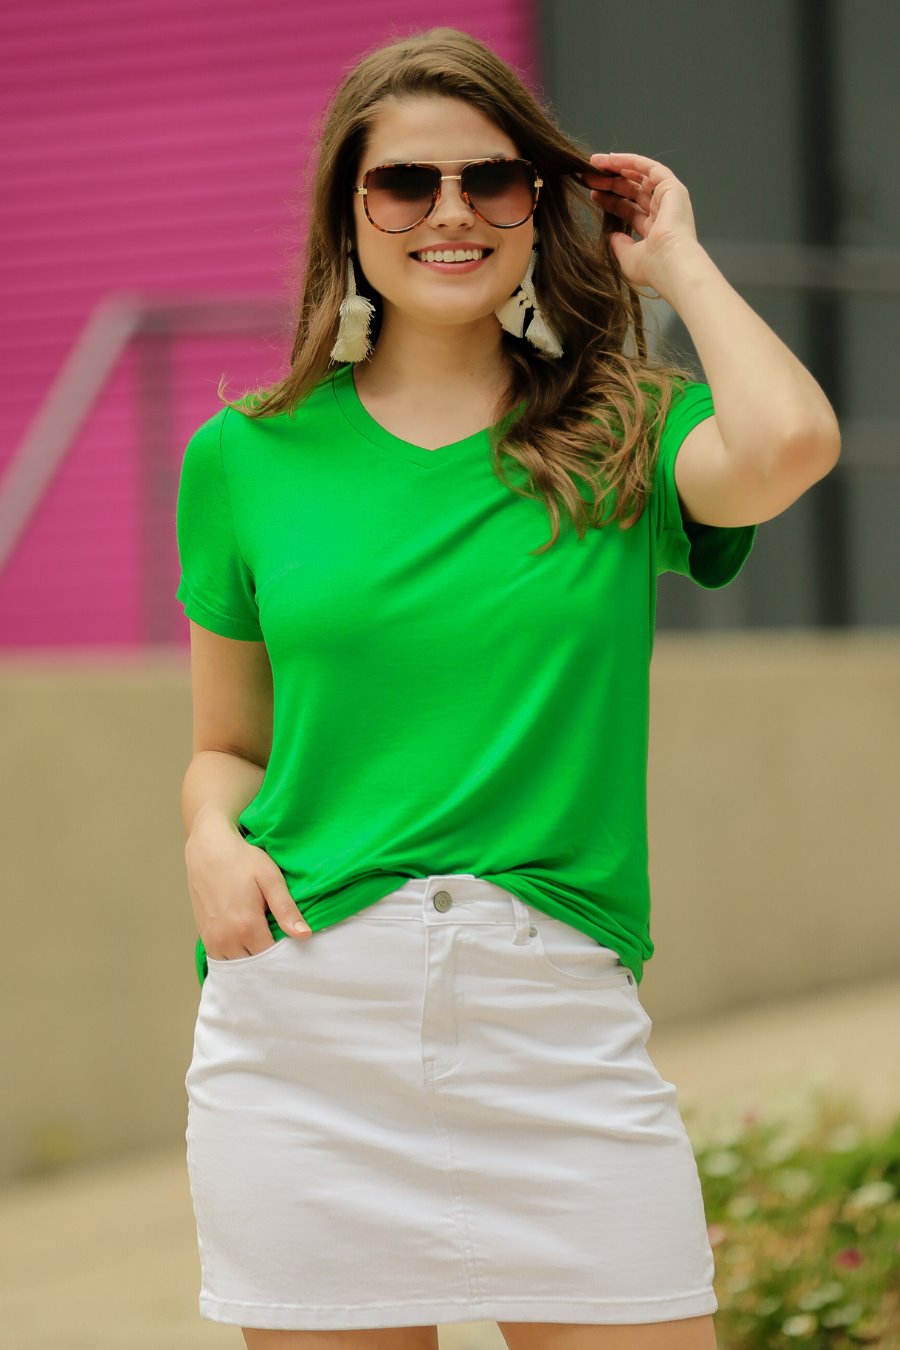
[2,632,897,1183]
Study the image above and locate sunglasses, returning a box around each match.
[354,157,543,233]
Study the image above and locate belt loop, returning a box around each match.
[509,894,532,945]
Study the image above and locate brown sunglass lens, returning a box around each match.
[365,160,538,230]
[365,165,440,230]
[462,160,537,226]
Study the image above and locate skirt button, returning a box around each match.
[433,890,452,912]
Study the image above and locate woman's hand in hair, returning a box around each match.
[580,151,700,300]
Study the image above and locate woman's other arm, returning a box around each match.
[182,751,266,840]
[181,623,311,958]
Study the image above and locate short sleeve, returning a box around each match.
[174,408,264,640]
[651,380,756,589]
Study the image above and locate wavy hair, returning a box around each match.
[218,27,699,552]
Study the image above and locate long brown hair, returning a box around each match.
[219,27,698,552]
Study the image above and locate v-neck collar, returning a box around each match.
[330,363,522,470]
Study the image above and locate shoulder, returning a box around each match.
[182,370,343,478]
[639,376,710,432]
[180,408,229,478]
[224,370,341,433]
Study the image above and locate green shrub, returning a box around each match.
[687,1085,899,1348]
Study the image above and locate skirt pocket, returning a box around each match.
[524,911,634,990]
[205,931,296,975]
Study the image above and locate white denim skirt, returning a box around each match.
[184,874,717,1331]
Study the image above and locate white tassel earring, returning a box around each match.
[330,244,375,363]
[494,238,563,358]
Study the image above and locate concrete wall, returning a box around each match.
[2,633,897,1182]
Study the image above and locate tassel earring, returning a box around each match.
[330,244,375,363]
[494,240,563,358]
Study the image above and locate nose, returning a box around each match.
[427,174,476,229]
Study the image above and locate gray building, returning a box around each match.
[539,0,899,629]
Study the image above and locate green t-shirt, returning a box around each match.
[175,363,755,987]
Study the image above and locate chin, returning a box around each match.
[407,289,509,325]
[415,308,503,333]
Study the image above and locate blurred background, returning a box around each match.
[1,1,897,1346]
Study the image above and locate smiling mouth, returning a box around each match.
[410,247,493,263]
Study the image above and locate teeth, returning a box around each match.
[415,248,486,263]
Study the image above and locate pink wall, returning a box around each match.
[0,0,536,648]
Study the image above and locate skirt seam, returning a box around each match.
[199,1287,719,1324]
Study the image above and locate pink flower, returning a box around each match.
[833,1247,864,1269]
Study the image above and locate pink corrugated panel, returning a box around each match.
[0,0,537,648]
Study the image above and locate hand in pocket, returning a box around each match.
[185,816,312,960]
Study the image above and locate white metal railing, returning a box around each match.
[0,295,281,579]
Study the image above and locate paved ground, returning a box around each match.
[1,976,897,1350]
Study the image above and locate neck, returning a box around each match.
[355,308,513,408]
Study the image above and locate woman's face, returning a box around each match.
[351,95,535,338]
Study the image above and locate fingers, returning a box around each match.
[191,844,314,960]
[586,178,651,231]
[586,163,646,186]
[580,161,660,221]
[205,914,281,961]
[260,872,313,939]
[590,150,665,176]
[590,181,653,218]
[204,888,312,960]
[594,196,649,237]
[585,173,645,199]
[586,152,672,193]
[580,167,645,193]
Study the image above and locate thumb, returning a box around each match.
[262,875,313,938]
[609,229,635,269]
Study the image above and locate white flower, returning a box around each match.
[826,1124,863,1152]
[773,1168,815,1199]
[727,1194,759,1220]
[703,1149,742,1177]
[821,1302,864,1328]
[797,1282,844,1310]
[781,1312,817,1337]
[846,1179,895,1209]
[762,1133,803,1166]
[705,1121,746,1149]
[728,1275,753,1294]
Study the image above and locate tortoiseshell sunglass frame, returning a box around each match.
[353,157,543,233]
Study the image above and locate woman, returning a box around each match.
[176,26,840,1350]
